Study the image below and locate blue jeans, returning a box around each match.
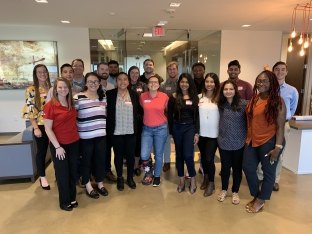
[141,124,168,177]
[243,136,282,200]
[163,133,172,163]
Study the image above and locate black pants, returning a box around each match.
[34,125,50,177]
[112,134,136,179]
[50,140,79,208]
[198,136,218,182]
[105,135,113,173]
[80,136,106,185]
[219,147,244,192]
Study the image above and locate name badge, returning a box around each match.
[125,101,132,105]
[144,100,151,103]
[136,88,143,92]
[186,100,193,105]
[165,87,171,90]
[238,86,243,91]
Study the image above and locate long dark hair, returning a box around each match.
[175,73,198,114]
[218,80,241,111]
[127,66,140,84]
[83,72,104,101]
[32,64,51,110]
[247,70,281,124]
[200,72,220,103]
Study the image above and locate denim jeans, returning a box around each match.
[141,123,168,177]
[163,133,172,163]
[243,136,282,200]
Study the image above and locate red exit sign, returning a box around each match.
[153,26,165,37]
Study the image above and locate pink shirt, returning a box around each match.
[140,91,168,127]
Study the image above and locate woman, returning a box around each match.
[74,72,108,199]
[140,75,168,187]
[128,66,147,176]
[106,72,140,191]
[22,64,52,190]
[197,73,220,197]
[243,70,286,213]
[217,80,247,204]
[44,78,80,211]
[168,73,199,194]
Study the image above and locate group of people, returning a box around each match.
[22,58,298,214]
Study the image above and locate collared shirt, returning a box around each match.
[160,78,177,96]
[107,75,117,88]
[230,78,253,101]
[280,82,299,120]
[114,92,134,135]
[73,79,85,93]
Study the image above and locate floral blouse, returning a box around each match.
[22,85,48,125]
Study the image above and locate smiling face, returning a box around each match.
[130,68,140,83]
[273,64,288,83]
[179,77,189,92]
[223,83,235,101]
[86,75,100,92]
[147,76,160,92]
[144,61,154,75]
[256,73,270,94]
[56,80,69,98]
[72,60,84,76]
[227,65,240,80]
[117,73,129,90]
[97,64,109,80]
[61,66,74,82]
[192,65,205,79]
[35,65,48,85]
[167,64,178,79]
[205,76,215,92]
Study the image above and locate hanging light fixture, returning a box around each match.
[288,1,312,55]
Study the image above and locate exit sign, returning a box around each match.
[153,26,165,37]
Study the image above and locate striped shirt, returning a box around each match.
[74,93,107,139]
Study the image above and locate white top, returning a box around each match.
[198,95,219,138]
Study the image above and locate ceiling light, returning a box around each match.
[241,24,251,28]
[170,2,181,7]
[61,20,70,24]
[35,0,48,3]
[98,40,115,50]
[143,33,153,37]
[157,21,168,26]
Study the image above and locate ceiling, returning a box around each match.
[0,0,301,58]
[0,0,299,33]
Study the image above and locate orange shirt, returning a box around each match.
[246,97,277,147]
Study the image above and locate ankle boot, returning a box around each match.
[200,174,209,190]
[204,182,215,197]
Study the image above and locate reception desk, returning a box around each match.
[283,119,312,174]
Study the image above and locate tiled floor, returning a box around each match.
[0,159,311,234]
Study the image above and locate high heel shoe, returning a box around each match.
[39,178,50,190]
[177,184,185,193]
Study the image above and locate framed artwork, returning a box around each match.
[0,40,58,90]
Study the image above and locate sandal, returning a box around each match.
[245,198,257,209]
[232,192,240,205]
[217,190,227,202]
[246,199,265,213]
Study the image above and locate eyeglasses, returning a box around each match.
[256,79,270,85]
[87,80,100,85]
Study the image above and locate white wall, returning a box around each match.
[0,25,90,132]
[220,30,283,84]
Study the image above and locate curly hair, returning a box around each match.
[247,70,281,125]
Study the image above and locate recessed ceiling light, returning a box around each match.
[109,12,116,16]
[143,33,153,37]
[35,0,48,3]
[61,20,70,24]
[241,24,251,28]
[157,21,168,26]
[170,2,181,7]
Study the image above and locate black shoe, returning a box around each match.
[86,189,100,199]
[70,201,78,208]
[126,178,136,189]
[153,177,161,187]
[117,177,124,191]
[273,183,279,191]
[134,168,141,176]
[106,171,117,182]
[97,186,109,196]
[60,204,73,211]
[39,178,50,190]
[162,163,171,172]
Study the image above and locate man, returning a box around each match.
[192,62,205,94]
[257,61,299,191]
[139,58,164,84]
[227,60,253,100]
[97,62,114,91]
[160,61,179,172]
[107,60,119,88]
[46,63,75,102]
[72,58,85,93]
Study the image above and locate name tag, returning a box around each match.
[238,86,243,91]
[125,101,132,105]
[144,99,151,103]
[136,88,143,92]
[186,100,192,105]
[165,87,171,90]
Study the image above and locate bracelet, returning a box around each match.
[275,144,283,150]
[55,146,61,149]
